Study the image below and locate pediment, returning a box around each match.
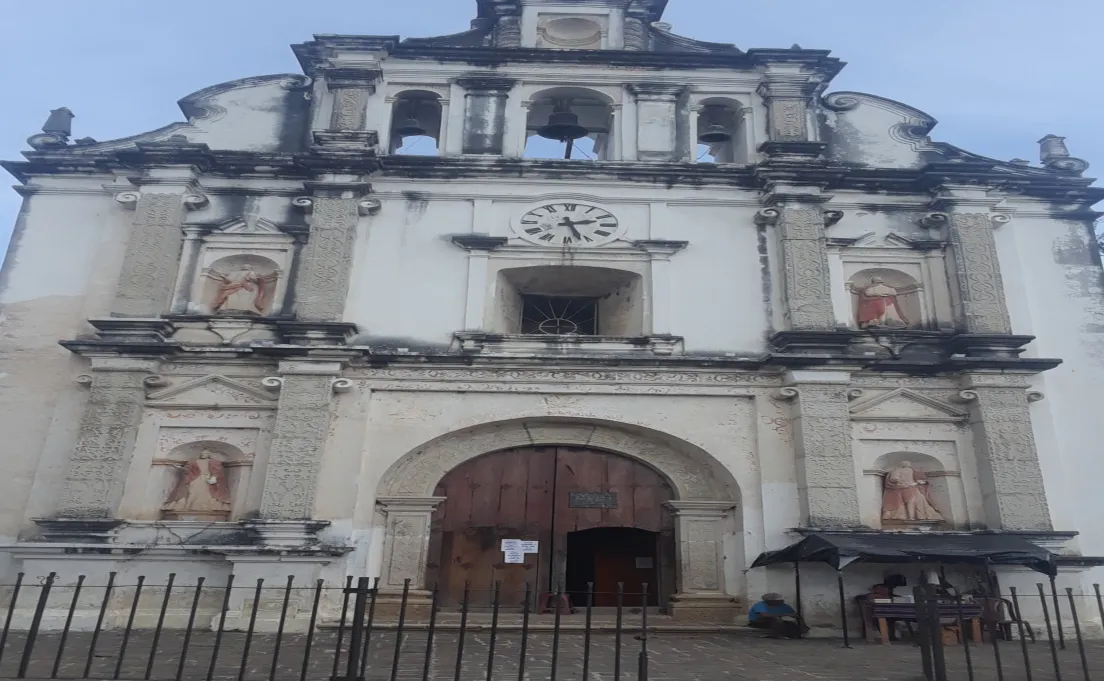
[219,217,283,234]
[146,375,278,409]
[849,388,965,422]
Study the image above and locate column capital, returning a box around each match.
[628,83,686,100]
[454,77,517,93]
[664,500,736,517]
[376,496,447,515]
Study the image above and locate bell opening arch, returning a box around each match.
[373,417,744,622]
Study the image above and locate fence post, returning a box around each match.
[914,585,934,681]
[17,572,55,678]
[339,577,371,681]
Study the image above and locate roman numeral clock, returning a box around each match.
[512,202,625,246]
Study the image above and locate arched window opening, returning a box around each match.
[695,101,744,163]
[390,92,443,156]
[525,89,614,161]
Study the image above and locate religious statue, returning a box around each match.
[881,461,943,523]
[162,449,232,520]
[850,277,910,329]
[205,264,278,315]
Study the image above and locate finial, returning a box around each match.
[42,107,74,136]
[1038,134,1089,175]
[26,107,74,150]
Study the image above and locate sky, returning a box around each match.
[1,0,1102,254]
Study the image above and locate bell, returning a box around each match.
[395,117,427,138]
[537,111,589,142]
[698,124,732,145]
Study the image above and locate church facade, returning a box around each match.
[3,0,1104,629]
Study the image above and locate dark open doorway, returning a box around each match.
[566,527,660,608]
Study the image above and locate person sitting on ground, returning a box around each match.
[747,592,807,639]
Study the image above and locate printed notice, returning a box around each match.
[501,539,522,552]
[504,550,525,564]
[520,541,539,554]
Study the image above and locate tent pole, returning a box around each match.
[794,562,803,624]
[837,570,851,649]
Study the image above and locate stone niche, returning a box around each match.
[536,14,608,49]
[117,375,278,523]
[152,440,252,522]
[849,388,979,530]
[170,217,296,345]
[829,233,954,331]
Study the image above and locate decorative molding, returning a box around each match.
[331,378,354,393]
[848,388,967,422]
[145,374,279,409]
[945,212,1014,334]
[114,191,141,209]
[357,198,382,216]
[112,192,189,318]
[296,197,360,323]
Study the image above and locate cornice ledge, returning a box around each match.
[450,234,509,251]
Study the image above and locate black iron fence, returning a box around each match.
[0,574,656,681]
[913,582,1104,681]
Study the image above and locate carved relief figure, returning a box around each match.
[881,461,943,522]
[851,277,910,328]
[162,449,232,520]
[205,264,278,315]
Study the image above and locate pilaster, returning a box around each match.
[756,77,825,160]
[111,187,208,318]
[664,500,739,622]
[628,83,686,162]
[56,358,162,519]
[779,371,862,529]
[258,361,350,524]
[958,373,1052,530]
[321,66,381,143]
[456,78,516,155]
[376,497,445,592]
[921,209,1013,335]
[293,184,377,325]
[756,186,840,338]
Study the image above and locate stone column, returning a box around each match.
[757,79,814,144]
[922,211,1013,335]
[628,83,686,162]
[664,501,739,622]
[456,78,515,155]
[54,358,161,524]
[111,189,208,318]
[756,193,843,346]
[376,497,444,617]
[779,371,863,528]
[252,361,349,545]
[958,373,1052,530]
[292,188,378,326]
[311,67,380,151]
[168,225,205,314]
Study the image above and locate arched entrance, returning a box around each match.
[427,446,675,608]
[374,419,743,622]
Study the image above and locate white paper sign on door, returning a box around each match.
[503,550,525,564]
[520,541,539,554]
[501,539,522,552]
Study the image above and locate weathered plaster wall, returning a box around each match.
[0,183,132,541]
[996,210,1104,584]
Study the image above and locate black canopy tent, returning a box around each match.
[749,532,1059,647]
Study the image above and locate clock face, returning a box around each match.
[514,203,622,246]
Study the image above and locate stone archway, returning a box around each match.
[375,418,742,622]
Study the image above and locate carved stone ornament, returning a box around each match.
[942,212,1014,334]
[113,193,190,318]
[786,383,862,528]
[259,373,341,519]
[357,198,382,216]
[296,197,360,322]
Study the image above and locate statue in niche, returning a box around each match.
[850,276,912,329]
[162,449,232,520]
[881,461,943,523]
[205,264,278,315]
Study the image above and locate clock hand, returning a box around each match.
[558,218,582,238]
[567,219,596,226]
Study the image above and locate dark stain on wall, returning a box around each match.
[756,222,775,336]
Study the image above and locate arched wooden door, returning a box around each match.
[426,446,675,609]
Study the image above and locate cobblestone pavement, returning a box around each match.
[0,630,1101,681]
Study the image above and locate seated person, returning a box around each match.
[747,593,807,639]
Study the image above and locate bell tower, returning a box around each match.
[477,0,670,50]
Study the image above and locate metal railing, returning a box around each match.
[913,582,1104,681]
[0,573,655,681]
